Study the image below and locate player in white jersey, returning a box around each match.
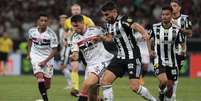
[27,13,58,101]
[70,15,113,101]
[134,32,150,85]
[58,14,72,89]
[170,0,192,101]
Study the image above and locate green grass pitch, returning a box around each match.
[0,75,201,101]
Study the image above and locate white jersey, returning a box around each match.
[134,32,150,64]
[71,27,114,65]
[28,27,58,62]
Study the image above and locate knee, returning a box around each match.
[159,77,168,85]
[130,84,140,93]
[100,79,111,86]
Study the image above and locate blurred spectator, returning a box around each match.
[0,0,200,51]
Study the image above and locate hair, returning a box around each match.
[162,5,173,12]
[71,15,84,23]
[171,0,182,6]
[101,1,117,12]
[71,3,81,8]
[37,12,49,19]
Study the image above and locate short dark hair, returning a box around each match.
[37,12,49,19]
[71,15,84,23]
[101,1,117,12]
[171,0,182,6]
[162,5,173,12]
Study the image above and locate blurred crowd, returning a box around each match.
[0,0,200,51]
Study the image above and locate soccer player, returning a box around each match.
[100,2,156,101]
[58,14,72,89]
[63,4,95,96]
[70,15,113,101]
[134,31,150,85]
[0,33,13,75]
[27,13,58,101]
[149,6,184,101]
[170,0,192,100]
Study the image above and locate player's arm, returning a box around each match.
[70,41,79,61]
[121,17,149,40]
[27,38,32,60]
[148,26,156,59]
[181,16,192,37]
[130,23,149,40]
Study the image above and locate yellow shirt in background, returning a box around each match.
[0,37,13,53]
[64,15,95,31]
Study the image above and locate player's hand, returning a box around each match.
[142,33,150,40]
[150,50,156,59]
[38,60,48,68]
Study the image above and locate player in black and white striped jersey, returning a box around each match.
[149,5,184,101]
[170,0,192,100]
[100,2,156,101]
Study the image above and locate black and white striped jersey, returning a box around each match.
[105,15,140,60]
[150,22,184,67]
[172,14,192,54]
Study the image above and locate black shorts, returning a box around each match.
[107,57,142,79]
[0,52,8,61]
[176,54,186,71]
[154,64,178,81]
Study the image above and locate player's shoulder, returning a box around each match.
[152,22,162,28]
[28,27,38,34]
[82,15,92,20]
[181,14,189,18]
[47,27,57,36]
[172,23,180,30]
[88,26,102,31]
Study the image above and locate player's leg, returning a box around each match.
[164,67,178,101]
[44,77,51,90]
[101,70,116,101]
[155,65,168,101]
[127,60,156,101]
[70,60,80,96]
[61,47,72,89]
[78,73,99,101]
[35,72,48,101]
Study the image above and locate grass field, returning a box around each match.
[0,75,201,101]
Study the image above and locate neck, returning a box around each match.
[173,12,180,19]
[81,26,87,35]
[162,22,171,29]
[38,27,46,33]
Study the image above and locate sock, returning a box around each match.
[164,96,172,101]
[137,85,156,101]
[102,85,113,101]
[63,68,72,87]
[172,80,178,99]
[38,79,48,101]
[71,71,79,90]
[78,92,88,101]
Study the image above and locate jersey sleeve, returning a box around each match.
[70,35,79,52]
[176,29,185,44]
[121,16,135,28]
[50,31,59,48]
[27,29,32,39]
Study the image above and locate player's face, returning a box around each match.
[102,10,117,24]
[171,2,181,14]
[71,5,81,15]
[37,16,48,29]
[161,10,172,23]
[59,15,67,26]
[72,21,84,34]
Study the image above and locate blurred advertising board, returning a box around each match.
[190,53,201,78]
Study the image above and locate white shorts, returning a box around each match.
[30,56,54,78]
[84,61,110,80]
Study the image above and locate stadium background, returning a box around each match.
[0,0,201,101]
